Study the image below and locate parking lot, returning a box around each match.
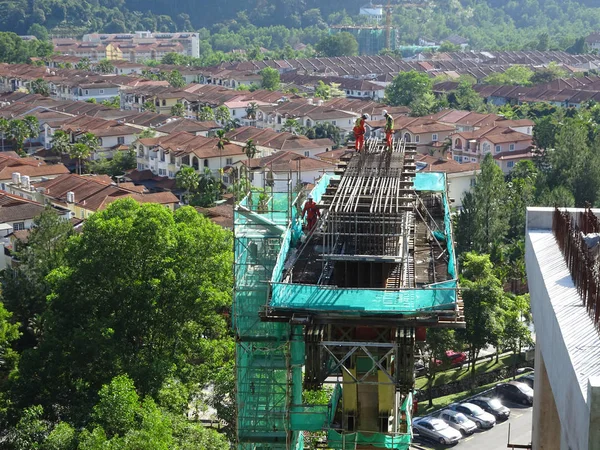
[412,399,532,450]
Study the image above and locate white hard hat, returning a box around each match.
[382,109,388,115]
[307,193,313,199]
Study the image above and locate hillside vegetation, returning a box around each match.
[5,0,600,53]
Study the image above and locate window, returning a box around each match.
[304,151,310,157]
[470,178,476,187]
[482,142,491,153]
[495,145,501,153]
[168,171,175,178]
[162,99,167,106]
[471,157,476,162]
[204,159,209,168]
[170,155,175,164]
[226,157,233,165]
[432,133,438,142]
[332,121,337,126]
[137,163,144,170]
[158,168,166,176]
[117,137,125,145]
[223,175,229,184]
[13,222,25,231]
[455,138,463,149]
[160,151,165,162]
[98,138,103,146]
[403,133,411,143]
[85,89,89,95]
[99,89,104,94]
[509,143,515,151]
[414,135,420,143]
[81,211,85,219]
[232,110,236,116]
[507,161,515,168]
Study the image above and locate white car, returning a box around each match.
[413,416,462,445]
[449,402,496,429]
[438,409,478,436]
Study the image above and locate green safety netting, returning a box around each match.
[270,281,457,313]
[413,172,445,192]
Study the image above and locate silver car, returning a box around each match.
[450,402,496,429]
[438,409,478,436]
[413,416,462,445]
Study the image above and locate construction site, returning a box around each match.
[233,138,465,450]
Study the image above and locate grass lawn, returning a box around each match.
[415,353,519,391]
[416,375,517,416]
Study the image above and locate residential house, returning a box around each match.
[225,126,334,158]
[494,148,536,174]
[585,32,600,52]
[415,155,480,208]
[57,115,140,160]
[238,151,335,192]
[0,192,72,269]
[445,35,469,50]
[0,154,70,189]
[394,118,456,154]
[5,173,179,219]
[451,126,534,165]
[134,131,247,183]
[155,119,221,137]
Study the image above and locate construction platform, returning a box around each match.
[263,139,463,327]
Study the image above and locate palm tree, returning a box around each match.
[0,118,8,151]
[282,118,300,134]
[244,138,258,161]
[175,166,200,204]
[245,102,258,120]
[7,120,28,156]
[197,106,215,122]
[69,143,92,175]
[23,115,40,153]
[216,129,230,183]
[50,130,72,156]
[215,105,231,125]
[79,133,99,156]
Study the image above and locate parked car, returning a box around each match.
[412,417,462,445]
[438,409,478,436]
[449,403,496,429]
[470,397,511,421]
[518,373,535,389]
[435,350,468,368]
[496,381,534,405]
[415,360,427,377]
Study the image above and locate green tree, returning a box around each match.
[243,138,258,161]
[282,118,301,134]
[505,160,537,241]
[197,106,215,121]
[459,253,505,384]
[13,200,233,420]
[0,300,20,379]
[245,102,258,120]
[75,58,91,71]
[216,129,230,183]
[142,100,157,113]
[314,80,331,100]
[23,115,39,152]
[215,105,231,125]
[101,97,120,109]
[531,62,567,84]
[6,119,29,155]
[385,70,434,107]
[484,65,534,86]
[92,375,139,438]
[69,142,92,175]
[454,191,477,256]
[423,328,456,407]
[43,422,77,450]
[175,166,200,204]
[94,59,115,75]
[27,24,49,41]
[473,154,508,252]
[166,70,186,88]
[170,103,185,117]
[409,91,438,116]
[438,41,462,52]
[5,405,49,449]
[29,78,50,97]
[315,32,358,57]
[260,67,280,91]
[0,117,8,151]
[50,130,71,156]
[450,81,484,111]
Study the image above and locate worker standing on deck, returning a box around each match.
[383,110,394,150]
[302,194,320,231]
[353,114,369,152]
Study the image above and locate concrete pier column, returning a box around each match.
[532,348,561,450]
[587,377,600,450]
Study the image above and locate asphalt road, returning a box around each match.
[412,400,533,450]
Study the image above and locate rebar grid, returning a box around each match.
[322,140,416,258]
[553,207,600,330]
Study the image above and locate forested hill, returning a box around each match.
[5,0,600,51]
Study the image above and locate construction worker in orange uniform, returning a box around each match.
[383,110,394,150]
[302,194,321,231]
[353,114,369,152]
